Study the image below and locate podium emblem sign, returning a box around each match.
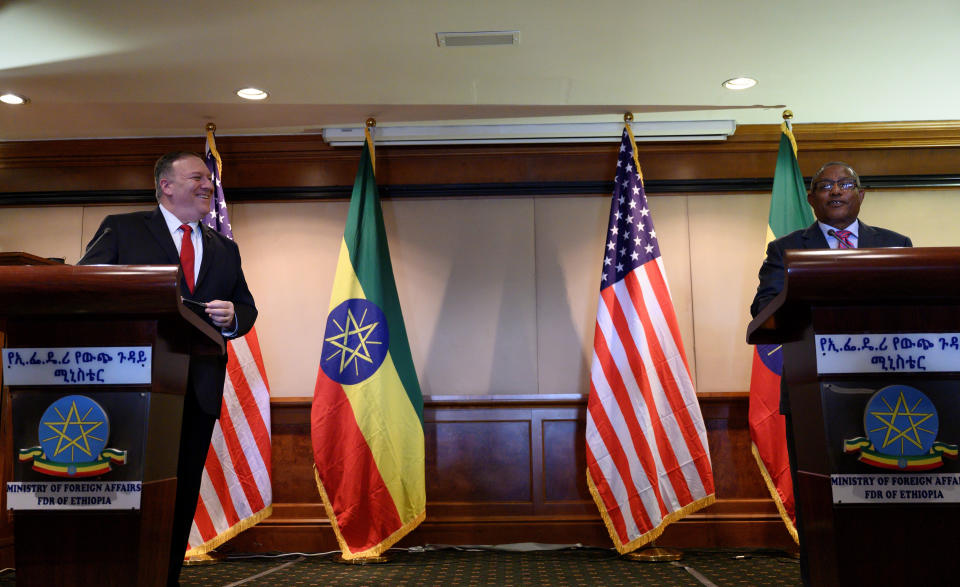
[5,346,148,511]
[18,394,128,478]
[818,334,960,505]
[843,385,957,471]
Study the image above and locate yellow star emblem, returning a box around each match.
[41,401,104,461]
[868,391,935,453]
[324,306,383,376]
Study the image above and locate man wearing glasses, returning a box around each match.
[751,161,912,316]
[749,161,911,581]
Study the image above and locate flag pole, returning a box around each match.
[333,115,392,566]
[364,117,376,173]
[781,108,801,563]
[317,111,425,564]
[185,119,225,568]
[619,110,684,564]
[747,109,804,548]
[186,121,276,562]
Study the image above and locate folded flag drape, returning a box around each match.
[586,125,715,553]
[747,120,813,544]
[186,128,274,556]
[311,128,425,559]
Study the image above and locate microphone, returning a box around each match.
[77,227,113,264]
[827,228,854,249]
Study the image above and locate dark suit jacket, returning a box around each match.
[78,207,257,415]
[750,220,913,318]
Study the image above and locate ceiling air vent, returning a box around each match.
[436,31,520,47]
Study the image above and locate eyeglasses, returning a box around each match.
[813,179,859,193]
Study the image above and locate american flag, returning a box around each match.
[585,127,715,552]
[184,129,274,556]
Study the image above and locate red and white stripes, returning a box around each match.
[587,259,714,551]
[187,329,273,554]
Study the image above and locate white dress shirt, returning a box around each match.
[157,205,238,336]
[158,203,203,284]
[817,219,860,249]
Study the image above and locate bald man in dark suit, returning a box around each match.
[749,161,911,584]
[751,161,912,317]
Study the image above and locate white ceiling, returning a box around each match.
[1,0,957,141]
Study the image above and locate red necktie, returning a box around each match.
[834,229,854,249]
[180,224,195,293]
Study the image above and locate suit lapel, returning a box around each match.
[196,223,216,289]
[857,221,877,247]
[800,222,829,249]
[146,207,180,264]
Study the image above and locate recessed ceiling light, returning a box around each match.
[722,77,758,90]
[1,93,28,105]
[236,87,269,100]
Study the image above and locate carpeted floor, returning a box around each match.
[0,546,801,586]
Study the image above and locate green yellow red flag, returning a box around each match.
[747,120,814,544]
[311,128,425,559]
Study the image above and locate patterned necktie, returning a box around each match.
[180,224,195,293]
[834,229,854,249]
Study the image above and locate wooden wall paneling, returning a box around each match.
[3,122,960,198]
[224,394,795,555]
[540,408,591,509]
[426,409,535,512]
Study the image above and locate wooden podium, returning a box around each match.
[0,264,224,586]
[747,247,960,586]
[0,253,61,570]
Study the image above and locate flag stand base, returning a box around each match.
[183,551,224,566]
[624,546,683,562]
[335,554,391,565]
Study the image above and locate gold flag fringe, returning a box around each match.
[750,442,799,544]
[587,469,717,554]
[313,464,425,560]
[183,504,274,558]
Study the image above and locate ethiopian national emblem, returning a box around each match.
[18,394,127,477]
[321,298,390,385]
[844,385,958,470]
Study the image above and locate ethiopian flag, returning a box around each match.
[311,129,425,559]
[748,120,813,544]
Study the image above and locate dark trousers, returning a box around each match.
[167,387,218,586]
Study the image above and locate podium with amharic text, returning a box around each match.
[747,247,960,586]
[0,265,223,586]
[0,253,62,570]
